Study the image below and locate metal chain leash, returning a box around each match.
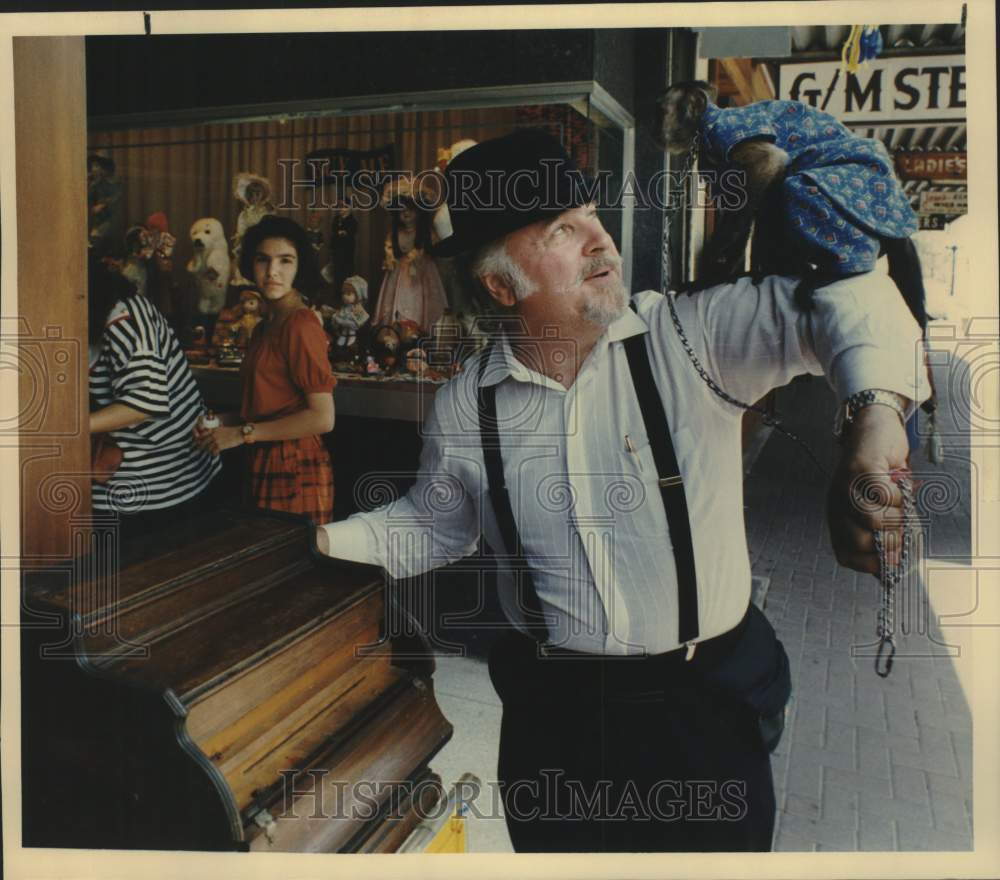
[658,132,917,676]
[658,143,831,479]
[871,473,916,677]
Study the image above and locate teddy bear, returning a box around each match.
[186,217,232,317]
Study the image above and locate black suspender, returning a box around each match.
[476,320,700,647]
[477,343,550,642]
[621,329,700,645]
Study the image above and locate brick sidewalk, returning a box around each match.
[744,372,973,851]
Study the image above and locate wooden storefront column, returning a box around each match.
[14,37,90,562]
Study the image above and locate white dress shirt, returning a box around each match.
[321,271,930,655]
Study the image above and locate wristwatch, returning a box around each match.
[241,422,257,444]
[834,389,907,440]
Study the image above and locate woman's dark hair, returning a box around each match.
[390,198,434,260]
[88,254,138,346]
[239,215,322,294]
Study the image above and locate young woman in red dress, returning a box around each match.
[195,215,336,524]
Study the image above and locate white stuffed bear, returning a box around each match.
[186,217,231,316]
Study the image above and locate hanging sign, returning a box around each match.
[896,151,967,182]
[778,55,966,124]
[918,215,947,230]
[919,190,968,215]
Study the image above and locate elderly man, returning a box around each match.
[316,130,928,852]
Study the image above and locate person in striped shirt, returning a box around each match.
[88,256,221,541]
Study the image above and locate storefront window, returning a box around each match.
[88,93,630,379]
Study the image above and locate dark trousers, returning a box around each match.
[488,627,776,852]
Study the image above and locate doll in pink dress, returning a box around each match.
[372,180,447,335]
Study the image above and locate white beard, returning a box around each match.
[582,279,629,328]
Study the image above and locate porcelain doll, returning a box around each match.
[330,275,369,349]
[372,179,447,334]
[231,172,276,284]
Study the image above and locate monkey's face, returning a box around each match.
[656,89,702,156]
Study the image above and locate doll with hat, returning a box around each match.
[211,285,263,352]
[234,287,264,348]
[231,172,276,284]
[330,275,369,351]
[372,176,448,335]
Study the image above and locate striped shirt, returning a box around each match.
[89,294,220,513]
[320,270,931,655]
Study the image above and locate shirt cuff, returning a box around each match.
[318,515,379,565]
[829,345,932,411]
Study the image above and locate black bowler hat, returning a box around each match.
[431,128,592,257]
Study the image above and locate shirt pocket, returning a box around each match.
[615,432,663,536]
[616,427,694,538]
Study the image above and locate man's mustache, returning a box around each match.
[580,255,623,281]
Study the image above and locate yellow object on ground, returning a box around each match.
[424,814,467,853]
[398,773,480,853]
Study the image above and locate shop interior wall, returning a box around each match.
[88,107,517,309]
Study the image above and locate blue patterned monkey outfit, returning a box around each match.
[700,101,917,275]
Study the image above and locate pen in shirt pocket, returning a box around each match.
[625,434,643,471]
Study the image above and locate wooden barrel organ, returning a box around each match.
[20,509,453,852]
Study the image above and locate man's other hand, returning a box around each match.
[827,402,911,575]
[315,525,331,556]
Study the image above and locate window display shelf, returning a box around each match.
[191,363,441,423]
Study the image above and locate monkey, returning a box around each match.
[655,81,929,331]
[656,80,938,434]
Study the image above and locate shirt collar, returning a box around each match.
[476,302,648,388]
